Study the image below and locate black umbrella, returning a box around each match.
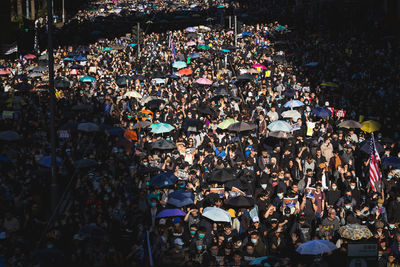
[228,122,256,132]
[282,89,296,97]
[225,196,254,208]
[14,82,33,91]
[237,73,255,81]
[359,138,384,154]
[54,78,71,89]
[181,118,203,132]
[197,105,216,116]
[116,75,133,87]
[151,139,176,150]
[146,99,166,110]
[75,45,90,54]
[208,168,236,183]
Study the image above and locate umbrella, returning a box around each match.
[320,82,339,88]
[225,196,254,208]
[151,78,166,84]
[252,64,267,69]
[151,139,176,150]
[284,100,304,108]
[214,87,231,96]
[172,61,187,69]
[218,118,238,129]
[186,41,196,46]
[196,78,212,85]
[74,158,98,169]
[39,156,63,168]
[132,121,151,129]
[178,68,193,76]
[186,27,196,32]
[14,82,33,91]
[102,47,113,51]
[338,223,372,240]
[150,123,175,134]
[208,168,236,183]
[116,75,133,86]
[275,25,287,31]
[249,256,279,266]
[228,122,256,132]
[338,120,362,128]
[359,138,384,154]
[197,44,210,50]
[0,155,11,163]
[267,120,292,132]
[146,99,166,110]
[127,43,137,47]
[0,131,20,141]
[281,110,301,120]
[78,223,106,240]
[54,78,71,89]
[282,89,296,97]
[268,131,293,139]
[28,72,42,78]
[305,62,319,67]
[361,120,381,133]
[73,55,87,61]
[24,54,36,59]
[202,207,232,223]
[296,240,337,255]
[63,57,74,61]
[69,64,84,69]
[124,91,142,99]
[0,70,11,75]
[79,76,95,82]
[132,74,146,81]
[150,172,178,187]
[77,122,99,132]
[181,119,203,132]
[75,46,90,54]
[312,107,332,117]
[156,208,186,218]
[220,49,230,53]
[167,190,194,207]
[197,105,216,116]
[382,157,400,167]
[241,31,253,36]
[237,73,255,81]
[189,52,201,59]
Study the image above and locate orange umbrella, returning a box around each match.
[179,68,193,76]
[139,110,153,115]
[124,130,138,141]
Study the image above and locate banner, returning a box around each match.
[284,197,297,208]
[305,187,316,198]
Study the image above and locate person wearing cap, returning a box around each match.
[372,199,388,223]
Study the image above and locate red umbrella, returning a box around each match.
[178,68,193,76]
[24,54,36,59]
[0,70,11,75]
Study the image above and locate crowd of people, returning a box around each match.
[1,0,400,266]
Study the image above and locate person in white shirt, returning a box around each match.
[267,106,279,121]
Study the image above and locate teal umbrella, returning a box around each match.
[275,26,287,31]
[150,123,175,134]
[79,76,96,83]
[221,49,230,53]
[172,61,187,69]
[128,43,137,47]
[102,47,113,51]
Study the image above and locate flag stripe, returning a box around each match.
[369,133,380,191]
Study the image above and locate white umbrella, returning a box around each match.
[281,110,301,120]
[124,91,142,99]
[77,123,99,132]
[296,240,337,255]
[202,207,232,223]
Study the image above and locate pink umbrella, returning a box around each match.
[226,31,234,35]
[252,64,267,70]
[196,78,212,85]
[186,41,196,46]
[0,70,11,75]
[70,69,79,75]
[24,54,36,60]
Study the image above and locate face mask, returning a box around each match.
[198,234,205,239]
[190,231,196,235]
[151,203,156,207]
[345,205,351,210]
[196,245,202,251]
[369,221,374,224]
[332,186,337,190]
[350,185,355,190]
[277,193,283,198]
[261,184,267,189]
[180,182,186,188]
[187,115,192,118]
[236,241,242,247]
[390,225,396,229]
[251,238,258,244]
[388,175,393,179]
[146,181,150,186]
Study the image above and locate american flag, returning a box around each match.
[369,133,381,191]
[168,34,176,62]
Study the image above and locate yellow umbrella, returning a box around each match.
[320,82,339,88]
[361,120,381,133]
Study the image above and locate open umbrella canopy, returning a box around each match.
[338,120,362,128]
[268,131,293,139]
[359,138,384,154]
[181,118,203,132]
[361,120,381,133]
[197,44,210,50]
[172,61,187,69]
[151,139,176,150]
[249,256,279,266]
[296,240,337,255]
[282,89,296,97]
[252,64,266,69]
[185,27,196,32]
[284,100,304,108]
[24,54,36,59]
[39,156,63,168]
[186,41,196,46]
[167,190,195,207]
[54,78,71,89]
[156,208,186,218]
[338,223,372,240]
[218,118,238,129]
[275,25,287,31]
[124,91,142,99]
[79,76,96,82]
[312,107,332,117]
[132,120,151,129]
[196,78,212,85]
[116,75,133,86]
[178,68,193,76]
[73,55,87,61]
[127,43,137,47]
[228,121,256,132]
[267,120,292,132]
[202,207,232,223]
[237,73,255,81]
[214,87,231,96]
[14,82,34,91]
[150,123,175,134]
[208,168,236,183]
[281,110,301,120]
[382,157,400,167]
[225,196,254,208]
[0,70,11,75]
[0,130,20,141]
[150,172,178,187]
[77,122,99,132]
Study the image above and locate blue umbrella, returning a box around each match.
[70,64,84,69]
[284,100,304,108]
[63,57,74,61]
[156,208,186,218]
[249,256,279,266]
[189,52,201,59]
[166,74,180,79]
[267,120,292,132]
[185,27,196,32]
[217,4,224,8]
[241,13,248,17]
[150,172,178,187]
[73,55,87,61]
[220,49,230,53]
[241,32,253,36]
[167,190,195,207]
[382,157,400,167]
[312,107,332,117]
[0,155,11,163]
[128,43,137,47]
[39,156,63,168]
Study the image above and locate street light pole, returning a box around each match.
[234,15,237,47]
[47,0,57,213]
[62,0,65,23]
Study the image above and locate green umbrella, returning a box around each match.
[150,123,175,134]
[79,76,96,83]
[102,47,113,51]
[217,118,238,130]
[197,45,210,50]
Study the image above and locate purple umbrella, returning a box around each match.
[156,208,186,218]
